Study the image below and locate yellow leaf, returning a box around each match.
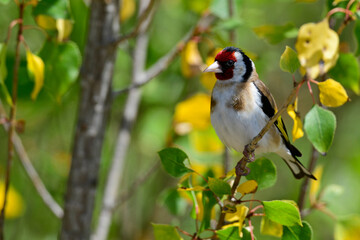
[177,186,206,191]
[35,15,56,30]
[295,19,339,79]
[332,0,347,5]
[200,48,222,90]
[181,40,203,78]
[225,168,235,178]
[189,128,224,153]
[0,182,25,219]
[237,180,258,196]
[287,98,304,141]
[223,204,249,237]
[56,19,73,42]
[120,0,136,22]
[318,78,349,107]
[261,216,283,237]
[174,93,211,134]
[196,192,205,221]
[335,215,360,240]
[309,165,323,203]
[26,50,45,100]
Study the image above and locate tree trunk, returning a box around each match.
[60,0,119,239]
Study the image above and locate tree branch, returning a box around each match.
[112,13,215,97]
[0,101,64,219]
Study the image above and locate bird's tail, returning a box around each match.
[279,150,316,180]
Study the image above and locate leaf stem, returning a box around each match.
[0,2,25,239]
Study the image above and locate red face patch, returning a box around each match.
[214,50,237,80]
[215,50,237,62]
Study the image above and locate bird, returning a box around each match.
[203,46,315,179]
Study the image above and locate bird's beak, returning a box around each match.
[203,61,222,73]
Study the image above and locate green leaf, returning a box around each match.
[216,227,240,240]
[253,23,298,44]
[335,215,360,240]
[261,216,283,237]
[210,0,229,19]
[280,46,300,74]
[282,221,313,240]
[215,18,243,31]
[0,43,12,106]
[158,148,193,177]
[40,41,81,101]
[328,53,360,94]
[208,177,231,197]
[304,105,336,154]
[263,200,302,226]
[33,0,71,19]
[152,224,182,240]
[246,157,276,190]
[200,190,217,231]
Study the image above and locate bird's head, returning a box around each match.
[203,47,254,82]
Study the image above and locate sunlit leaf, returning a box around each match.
[208,177,231,197]
[287,98,304,142]
[296,19,339,79]
[35,15,57,30]
[309,165,323,203]
[223,205,249,238]
[201,48,222,91]
[173,93,211,134]
[177,186,206,191]
[318,79,349,107]
[181,40,203,78]
[280,46,300,73]
[263,200,302,226]
[0,0,10,4]
[189,128,224,153]
[120,0,136,22]
[304,105,336,154]
[0,182,25,219]
[237,180,258,196]
[152,224,182,240]
[26,50,45,100]
[282,221,313,240]
[261,216,283,237]
[158,148,193,177]
[56,19,73,42]
[335,215,360,240]
[253,23,298,44]
[329,53,360,94]
[246,158,276,190]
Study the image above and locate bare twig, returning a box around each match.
[228,0,236,43]
[0,101,64,218]
[112,13,215,98]
[298,146,318,215]
[0,3,24,239]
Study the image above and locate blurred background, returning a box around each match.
[0,0,359,239]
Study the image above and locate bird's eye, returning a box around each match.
[226,60,234,67]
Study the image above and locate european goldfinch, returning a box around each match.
[203,47,315,179]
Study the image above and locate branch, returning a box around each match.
[216,80,302,228]
[112,13,215,97]
[298,146,318,215]
[0,101,64,218]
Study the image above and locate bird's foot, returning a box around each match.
[236,166,251,176]
[243,144,255,162]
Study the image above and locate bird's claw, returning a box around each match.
[243,144,255,162]
[236,165,251,176]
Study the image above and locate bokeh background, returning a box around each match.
[0,0,359,239]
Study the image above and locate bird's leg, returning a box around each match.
[235,159,251,176]
[243,143,255,162]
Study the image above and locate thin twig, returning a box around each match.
[0,3,24,239]
[228,0,236,43]
[298,146,319,216]
[0,101,64,218]
[112,13,215,98]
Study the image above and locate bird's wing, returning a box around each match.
[252,79,301,157]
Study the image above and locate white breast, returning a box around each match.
[211,81,279,154]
